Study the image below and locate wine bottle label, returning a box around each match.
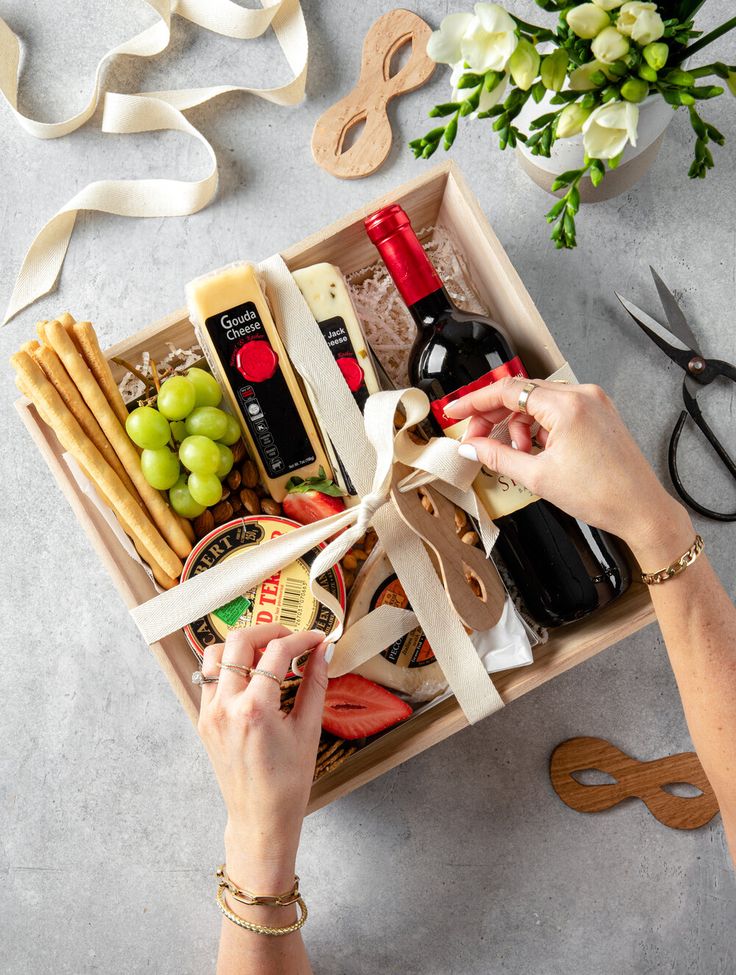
[204,301,317,479]
[433,357,540,521]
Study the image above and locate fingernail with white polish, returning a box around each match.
[458,444,478,462]
[443,401,462,417]
[325,643,335,664]
[511,440,518,450]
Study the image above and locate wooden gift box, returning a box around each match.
[15,161,655,813]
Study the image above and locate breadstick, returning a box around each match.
[176,512,195,543]
[31,343,144,508]
[72,320,129,427]
[22,380,177,589]
[44,320,191,559]
[11,352,183,579]
[21,340,40,355]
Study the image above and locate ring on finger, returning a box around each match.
[218,662,253,677]
[249,668,281,686]
[517,381,539,415]
[192,670,219,685]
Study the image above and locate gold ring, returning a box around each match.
[250,669,281,686]
[218,662,253,676]
[517,381,538,415]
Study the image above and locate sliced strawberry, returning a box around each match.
[322,673,412,740]
[282,466,346,526]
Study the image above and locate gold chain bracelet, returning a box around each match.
[216,885,308,936]
[641,534,704,585]
[216,865,302,907]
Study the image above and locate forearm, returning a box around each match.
[216,838,313,975]
[628,502,736,857]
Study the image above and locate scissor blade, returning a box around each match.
[615,292,695,369]
[649,266,703,356]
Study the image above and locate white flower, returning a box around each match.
[591,25,630,63]
[591,0,625,8]
[617,2,665,45]
[508,38,540,90]
[463,3,519,72]
[427,12,475,64]
[556,102,593,138]
[450,61,507,115]
[569,60,608,90]
[582,101,639,159]
[426,4,518,75]
[566,4,610,40]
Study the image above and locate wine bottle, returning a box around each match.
[365,204,630,627]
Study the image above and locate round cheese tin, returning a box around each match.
[181,515,345,661]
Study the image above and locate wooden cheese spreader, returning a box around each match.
[311,9,435,180]
[390,462,506,632]
[550,737,719,831]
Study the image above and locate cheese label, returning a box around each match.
[203,300,316,479]
[317,316,370,410]
[369,574,436,668]
[181,516,344,661]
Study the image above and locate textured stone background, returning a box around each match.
[1,2,735,973]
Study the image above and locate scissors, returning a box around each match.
[616,267,736,522]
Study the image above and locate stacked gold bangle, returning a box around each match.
[215,865,308,936]
[640,534,704,585]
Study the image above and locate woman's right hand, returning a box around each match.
[445,377,694,566]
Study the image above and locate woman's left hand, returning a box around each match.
[198,624,330,892]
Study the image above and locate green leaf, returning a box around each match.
[429,102,461,117]
[443,117,458,149]
[457,73,483,89]
[590,163,605,187]
[532,80,547,103]
[530,111,559,130]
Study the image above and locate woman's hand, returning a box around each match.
[446,377,693,565]
[198,624,330,893]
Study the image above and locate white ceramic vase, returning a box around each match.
[515,88,675,202]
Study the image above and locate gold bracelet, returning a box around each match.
[216,885,308,936]
[216,865,301,906]
[640,534,704,585]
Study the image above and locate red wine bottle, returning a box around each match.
[365,204,630,627]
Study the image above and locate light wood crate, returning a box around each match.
[15,161,655,813]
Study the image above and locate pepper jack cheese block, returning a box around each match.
[292,263,381,499]
[186,263,333,501]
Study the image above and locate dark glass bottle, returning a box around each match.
[365,204,630,627]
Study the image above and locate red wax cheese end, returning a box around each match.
[336,356,364,393]
[236,340,278,383]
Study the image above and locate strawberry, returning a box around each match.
[282,467,346,526]
[322,674,413,740]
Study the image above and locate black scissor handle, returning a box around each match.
[669,410,736,522]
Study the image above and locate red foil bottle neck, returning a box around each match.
[365,204,443,307]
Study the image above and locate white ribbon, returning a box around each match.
[0,0,308,324]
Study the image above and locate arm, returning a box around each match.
[447,377,736,858]
[198,624,331,975]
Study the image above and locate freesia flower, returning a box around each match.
[591,0,625,8]
[591,25,630,63]
[426,4,518,74]
[463,3,519,72]
[569,60,608,90]
[540,47,569,91]
[643,41,668,71]
[566,4,610,40]
[450,61,507,115]
[556,103,593,138]
[582,101,639,159]
[426,12,474,64]
[616,2,665,45]
[508,38,540,90]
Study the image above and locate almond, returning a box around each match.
[212,500,234,525]
[193,509,214,538]
[231,439,246,464]
[240,487,261,515]
[461,530,479,547]
[226,469,241,491]
[242,459,259,489]
[261,498,281,516]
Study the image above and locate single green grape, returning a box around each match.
[157,375,196,420]
[125,406,170,450]
[141,447,181,490]
[179,435,221,475]
[184,406,228,441]
[215,443,234,479]
[169,475,206,518]
[187,367,222,408]
[188,471,223,507]
[170,420,187,444]
[218,413,242,446]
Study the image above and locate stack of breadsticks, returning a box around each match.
[11,314,193,589]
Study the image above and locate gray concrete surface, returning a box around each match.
[1,2,735,973]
